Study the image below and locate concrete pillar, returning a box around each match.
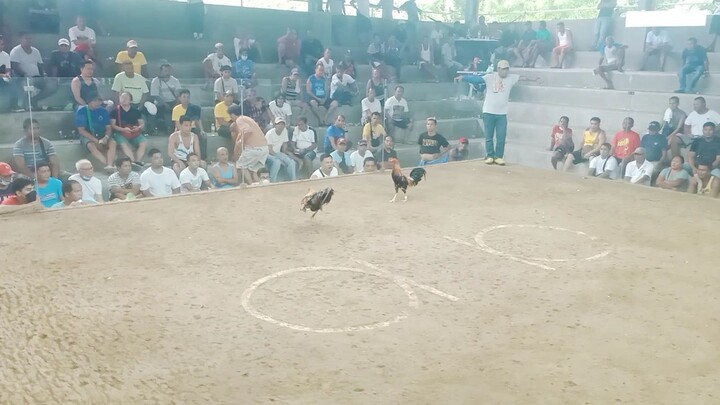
[465,0,478,25]
[308,0,323,12]
[380,0,393,20]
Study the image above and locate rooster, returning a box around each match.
[389,158,426,202]
[301,187,335,218]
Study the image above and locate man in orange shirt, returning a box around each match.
[0,177,36,206]
[611,117,640,176]
[233,115,269,185]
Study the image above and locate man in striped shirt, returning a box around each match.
[12,118,60,178]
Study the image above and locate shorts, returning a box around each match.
[391,118,410,129]
[305,94,332,109]
[80,136,103,149]
[571,149,596,164]
[113,133,147,147]
[553,145,571,158]
[677,134,696,146]
[237,146,269,172]
[295,150,317,161]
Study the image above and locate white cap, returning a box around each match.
[58,38,70,46]
[126,40,138,48]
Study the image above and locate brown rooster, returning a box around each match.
[301,187,335,218]
[389,158,426,202]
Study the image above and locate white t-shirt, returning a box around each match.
[9,45,43,77]
[384,96,409,120]
[317,58,334,79]
[265,127,289,152]
[361,97,381,115]
[684,109,720,137]
[482,74,519,115]
[430,29,443,45]
[140,167,181,196]
[330,74,355,98]
[214,77,239,96]
[268,100,292,121]
[350,150,374,172]
[589,155,618,178]
[0,51,10,82]
[604,45,619,65]
[645,30,669,47]
[68,26,97,51]
[625,160,654,185]
[311,167,339,178]
[179,167,210,193]
[203,53,231,74]
[292,127,317,150]
[68,174,103,202]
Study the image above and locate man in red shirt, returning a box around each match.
[611,117,640,176]
[0,177,37,206]
[550,115,574,170]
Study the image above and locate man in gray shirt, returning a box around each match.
[150,63,181,132]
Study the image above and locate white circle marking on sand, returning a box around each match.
[445,224,611,271]
[241,266,418,334]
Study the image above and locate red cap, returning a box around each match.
[458,137,469,144]
[0,162,15,176]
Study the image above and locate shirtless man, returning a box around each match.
[563,116,607,171]
[234,115,269,185]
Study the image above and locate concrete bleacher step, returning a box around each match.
[550,50,720,73]
[513,68,720,96]
[511,85,720,114]
[507,101,661,132]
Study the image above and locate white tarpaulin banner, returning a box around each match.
[625,10,708,28]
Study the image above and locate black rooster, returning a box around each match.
[389,158,426,202]
[301,187,335,218]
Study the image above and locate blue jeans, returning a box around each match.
[483,113,508,159]
[418,153,449,166]
[594,17,613,49]
[678,64,704,93]
[266,152,297,182]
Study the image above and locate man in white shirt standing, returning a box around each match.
[265,117,296,182]
[624,147,654,185]
[9,32,57,111]
[203,43,231,89]
[68,16,97,62]
[140,149,181,197]
[641,27,671,71]
[68,159,104,203]
[482,60,539,166]
[350,139,374,173]
[680,96,720,148]
[587,142,618,179]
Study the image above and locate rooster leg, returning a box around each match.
[390,192,398,203]
[311,211,318,219]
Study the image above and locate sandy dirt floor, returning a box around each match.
[1,161,719,404]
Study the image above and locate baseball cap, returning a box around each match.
[358,139,368,146]
[648,121,661,130]
[337,137,347,145]
[634,147,646,155]
[290,68,299,75]
[274,117,285,124]
[496,60,510,69]
[58,38,70,46]
[458,137,469,144]
[0,162,15,176]
[220,65,232,72]
[126,40,138,48]
[215,42,224,48]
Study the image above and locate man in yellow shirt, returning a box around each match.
[362,112,387,148]
[214,91,235,138]
[115,40,148,78]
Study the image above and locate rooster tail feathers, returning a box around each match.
[408,168,427,186]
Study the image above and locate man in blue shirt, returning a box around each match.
[75,94,115,172]
[234,49,256,88]
[323,114,346,154]
[676,37,709,94]
[35,163,63,208]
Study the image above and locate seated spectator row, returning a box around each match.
[547,96,720,197]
